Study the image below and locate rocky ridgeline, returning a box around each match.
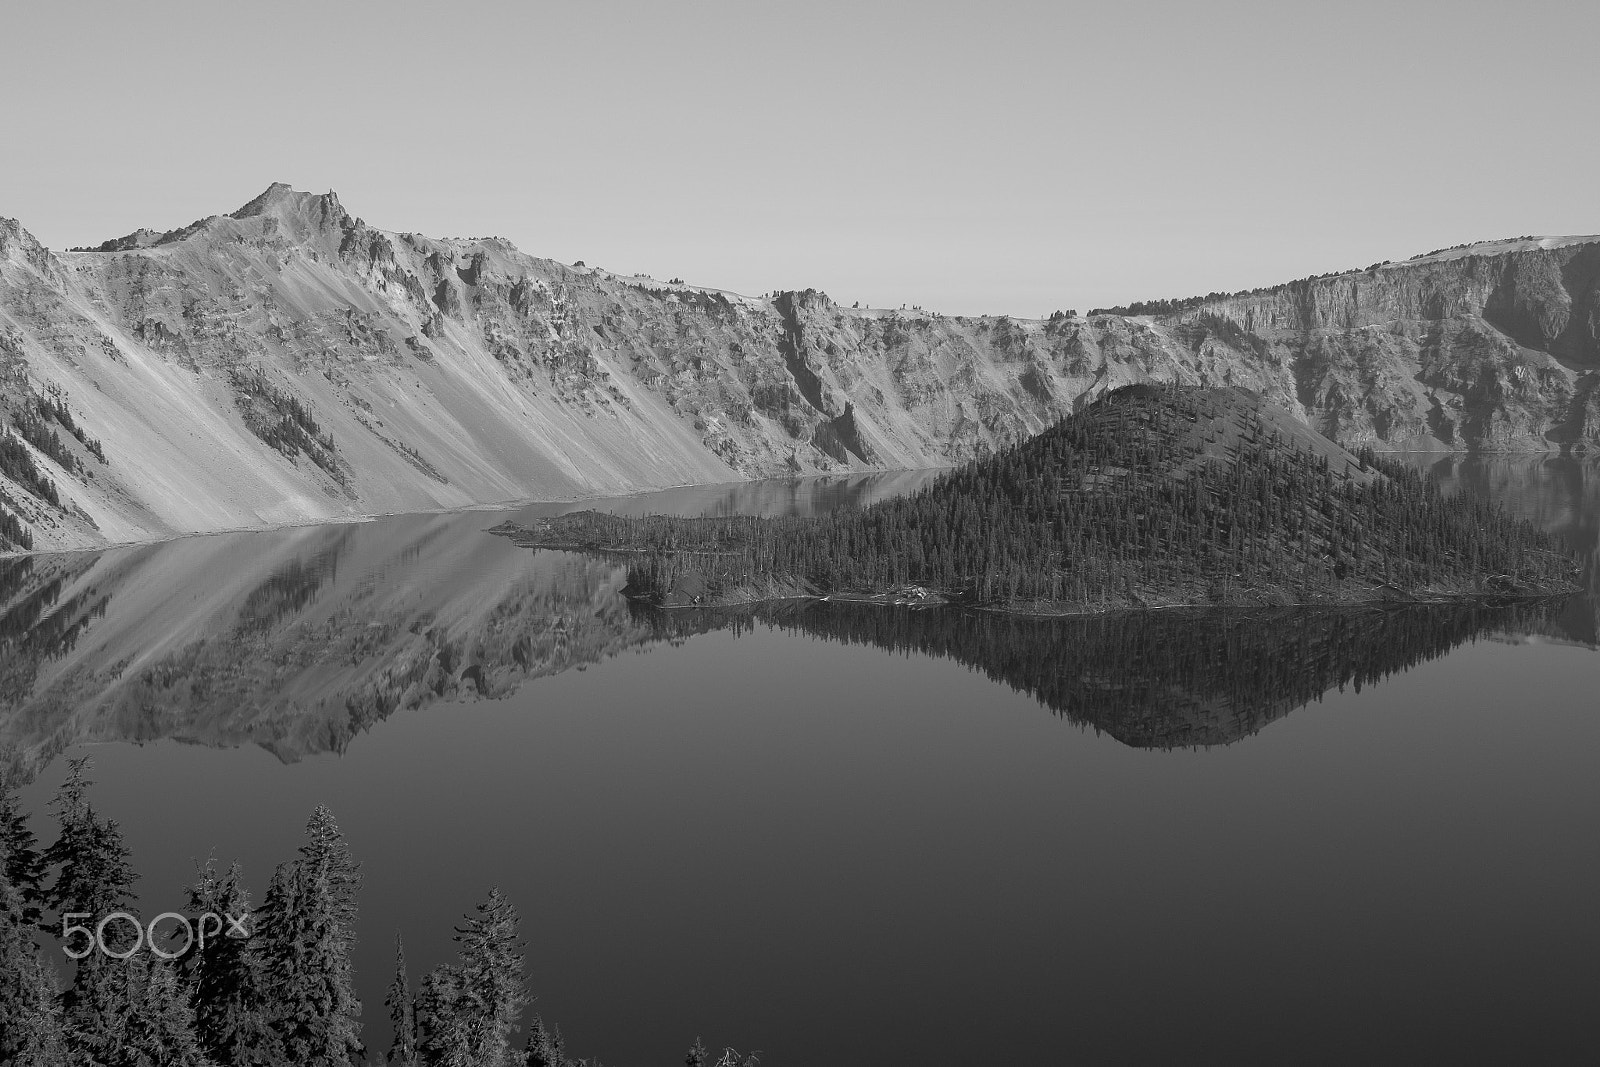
[1,183,1597,551]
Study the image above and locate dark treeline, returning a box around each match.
[0,432,59,512]
[0,382,107,551]
[0,761,737,1066]
[1,381,114,549]
[230,368,342,483]
[509,385,1576,611]
[6,385,108,478]
[634,596,1573,749]
[0,504,31,552]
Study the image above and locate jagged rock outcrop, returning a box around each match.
[1,184,1597,551]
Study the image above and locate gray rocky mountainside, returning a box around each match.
[1,182,1598,551]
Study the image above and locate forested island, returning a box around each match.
[491,385,1580,613]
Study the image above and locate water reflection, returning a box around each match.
[0,471,938,782]
[636,598,1577,748]
[1415,453,1600,643]
[1,461,1596,777]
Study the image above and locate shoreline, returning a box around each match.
[0,469,904,560]
[0,447,1588,560]
[624,579,1582,620]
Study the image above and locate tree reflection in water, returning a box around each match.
[636,596,1578,748]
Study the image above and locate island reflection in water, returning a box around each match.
[1,459,1590,781]
[635,596,1581,749]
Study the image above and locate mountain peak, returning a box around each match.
[231,182,344,221]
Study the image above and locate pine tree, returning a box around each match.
[40,758,140,1060]
[386,934,418,1066]
[0,834,69,1066]
[114,956,212,1067]
[0,770,45,927]
[451,887,527,1065]
[183,860,279,1066]
[257,855,362,1067]
[42,758,136,922]
[414,965,471,1067]
[685,1036,708,1067]
[523,1014,559,1067]
[5,948,70,1066]
[298,806,361,946]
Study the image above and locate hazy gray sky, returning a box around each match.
[3,0,1595,316]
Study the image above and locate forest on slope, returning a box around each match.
[495,386,1580,614]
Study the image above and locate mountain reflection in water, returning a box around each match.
[0,458,1593,779]
[0,472,939,781]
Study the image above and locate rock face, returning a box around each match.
[1,183,1597,551]
[1166,237,1600,452]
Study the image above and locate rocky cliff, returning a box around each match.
[2,184,1597,551]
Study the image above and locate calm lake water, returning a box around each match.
[5,460,1599,1064]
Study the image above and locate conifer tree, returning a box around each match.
[42,758,136,922]
[114,956,212,1067]
[523,1014,560,1067]
[40,758,140,1059]
[257,854,362,1067]
[414,965,471,1067]
[452,887,527,1064]
[414,888,529,1066]
[4,949,70,1066]
[0,771,45,927]
[685,1036,708,1067]
[0,835,69,1066]
[183,860,279,1066]
[298,805,361,945]
[386,934,417,1066]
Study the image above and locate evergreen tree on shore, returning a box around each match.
[453,887,527,1064]
[0,833,68,1066]
[256,810,363,1067]
[40,758,140,1059]
[386,934,418,1066]
[414,964,471,1066]
[112,956,211,1067]
[183,859,279,1066]
[415,888,527,1066]
[522,1014,569,1067]
[298,805,361,945]
[0,771,45,927]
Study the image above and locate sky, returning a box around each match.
[2,0,1596,317]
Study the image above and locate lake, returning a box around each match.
[6,458,1599,1064]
